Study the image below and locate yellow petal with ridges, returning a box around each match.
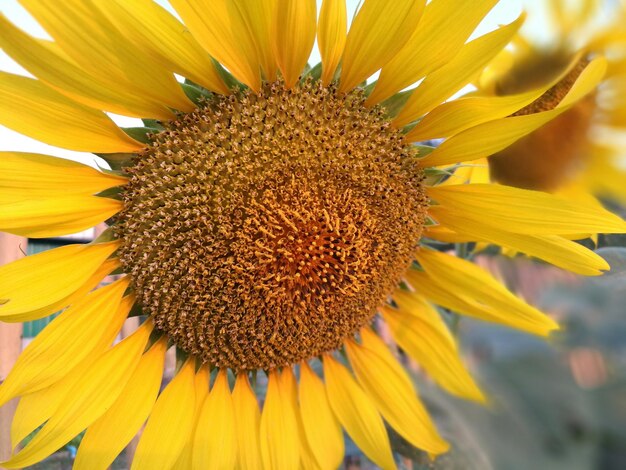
[318,0,347,85]
[0,194,122,238]
[427,183,626,235]
[0,14,173,119]
[73,338,167,470]
[233,373,262,470]
[10,257,120,324]
[394,13,524,127]
[411,250,559,335]
[368,0,497,105]
[260,369,301,470]
[171,365,210,470]
[0,280,131,407]
[272,0,317,88]
[235,0,278,81]
[417,52,586,141]
[192,369,237,469]
[10,353,98,449]
[131,358,196,470]
[0,241,118,320]
[170,0,261,91]
[2,322,152,469]
[19,0,194,113]
[0,152,127,195]
[418,57,607,166]
[406,86,547,142]
[345,329,449,455]
[0,73,141,153]
[426,214,611,276]
[323,355,396,470]
[339,0,425,93]
[383,295,485,402]
[299,362,344,470]
[98,0,229,95]
[410,268,553,335]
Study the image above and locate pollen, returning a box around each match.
[114,79,428,371]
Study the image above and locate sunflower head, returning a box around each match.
[480,0,626,197]
[488,55,597,191]
[115,78,428,370]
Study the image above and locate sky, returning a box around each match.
[0,0,524,167]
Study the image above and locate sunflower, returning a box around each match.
[0,1,625,469]
[475,0,626,201]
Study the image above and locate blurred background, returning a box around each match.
[1,1,626,469]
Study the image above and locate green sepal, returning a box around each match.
[302,62,322,82]
[128,302,145,318]
[380,89,414,118]
[363,81,376,96]
[123,127,159,144]
[95,152,135,171]
[93,226,116,244]
[142,118,166,131]
[94,161,127,177]
[212,58,246,91]
[181,82,212,105]
[175,347,190,372]
[423,165,452,186]
[414,144,436,157]
[96,186,123,200]
[145,328,165,352]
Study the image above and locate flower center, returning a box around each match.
[114,80,427,371]
[489,56,596,191]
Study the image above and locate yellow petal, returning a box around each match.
[131,358,196,470]
[0,241,119,321]
[418,57,607,166]
[412,249,559,335]
[368,0,498,105]
[235,0,279,81]
[260,369,301,470]
[0,14,174,119]
[0,194,122,238]
[299,362,344,470]
[2,322,153,469]
[170,0,262,91]
[410,52,587,141]
[10,353,99,449]
[233,373,262,470]
[323,355,396,470]
[339,0,425,93]
[345,329,449,455]
[405,86,547,142]
[0,73,141,153]
[272,0,317,88]
[318,0,347,85]
[0,152,127,195]
[0,280,131,407]
[74,338,167,470]
[383,294,485,402]
[98,0,229,95]
[20,0,194,113]
[427,183,626,235]
[12,257,120,325]
[427,216,611,276]
[171,365,210,470]
[192,370,237,469]
[393,13,524,126]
